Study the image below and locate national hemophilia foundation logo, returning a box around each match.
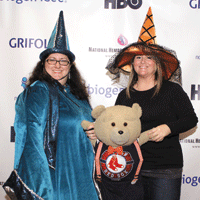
[180,137,200,148]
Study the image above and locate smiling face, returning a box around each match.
[133,55,156,80]
[44,53,71,85]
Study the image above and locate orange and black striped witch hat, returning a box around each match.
[106,7,181,83]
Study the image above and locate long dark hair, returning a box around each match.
[27,56,90,101]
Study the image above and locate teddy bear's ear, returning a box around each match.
[132,103,142,118]
[92,105,106,119]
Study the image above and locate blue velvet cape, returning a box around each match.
[8,81,99,200]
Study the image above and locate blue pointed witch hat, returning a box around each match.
[40,11,75,63]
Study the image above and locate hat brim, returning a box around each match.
[39,48,75,63]
[106,42,180,81]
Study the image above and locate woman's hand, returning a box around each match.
[148,124,171,142]
[86,124,97,140]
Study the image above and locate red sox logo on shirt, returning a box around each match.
[100,146,134,181]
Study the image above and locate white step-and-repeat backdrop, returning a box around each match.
[0,0,200,199]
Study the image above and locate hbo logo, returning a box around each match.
[105,0,142,9]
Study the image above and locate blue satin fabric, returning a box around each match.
[14,81,98,200]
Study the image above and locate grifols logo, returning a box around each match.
[104,0,142,9]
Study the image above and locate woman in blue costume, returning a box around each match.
[3,11,99,200]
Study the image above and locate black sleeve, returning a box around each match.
[115,89,126,106]
[166,83,198,135]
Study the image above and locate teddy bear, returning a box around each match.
[81,103,150,200]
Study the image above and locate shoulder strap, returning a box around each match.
[131,140,144,184]
[95,142,103,180]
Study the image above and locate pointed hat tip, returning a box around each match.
[58,10,64,19]
[137,6,157,44]
[39,10,75,62]
[148,7,152,12]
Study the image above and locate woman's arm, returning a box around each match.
[148,83,198,142]
[165,83,198,135]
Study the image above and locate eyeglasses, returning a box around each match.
[46,59,70,66]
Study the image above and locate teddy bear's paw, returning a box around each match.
[81,120,93,130]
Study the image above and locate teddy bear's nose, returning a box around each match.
[118,130,124,135]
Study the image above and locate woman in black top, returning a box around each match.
[106,48,198,199]
[87,7,198,199]
[105,7,198,200]
[114,56,198,199]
